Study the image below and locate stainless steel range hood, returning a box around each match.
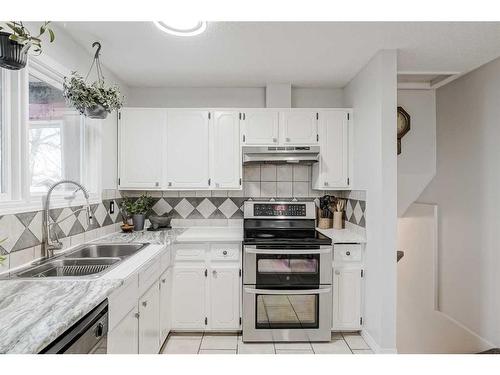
[242,146,320,165]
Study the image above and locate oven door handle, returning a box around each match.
[244,246,331,255]
[244,287,331,295]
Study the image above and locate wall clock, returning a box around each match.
[397,106,410,155]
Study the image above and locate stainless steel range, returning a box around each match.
[242,200,333,342]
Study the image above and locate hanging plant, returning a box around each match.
[0,21,55,70]
[63,42,124,119]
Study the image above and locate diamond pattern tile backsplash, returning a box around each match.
[0,197,122,256]
[0,187,366,257]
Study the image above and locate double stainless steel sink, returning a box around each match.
[12,243,147,278]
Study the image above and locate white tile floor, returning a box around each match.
[161,332,373,354]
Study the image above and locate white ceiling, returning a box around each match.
[58,22,500,88]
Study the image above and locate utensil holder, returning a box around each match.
[318,217,333,229]
[333,211,344,229]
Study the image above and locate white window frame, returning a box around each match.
[0,56,101,215]
[0,69,11,201]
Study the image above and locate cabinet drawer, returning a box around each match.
[109,272,139,331]
[334,244,362,263]
[139,256,161,295]
[174,243,208,262]
[210,243,240,262]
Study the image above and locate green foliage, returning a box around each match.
[121,194,154,216]
[0,21,55,55]
[63,72,124,114]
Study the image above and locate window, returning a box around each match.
[28,72,83,194]
[0,57,101,213]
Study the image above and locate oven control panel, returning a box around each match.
[253,203,307,217]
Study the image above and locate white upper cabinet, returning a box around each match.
[241,110,279,145]
[312,110,351,189]
[118,108,166,189]
[281,110,319,145]
[165,110,210,189]
[210,111,242,189]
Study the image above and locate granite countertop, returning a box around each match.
[0,228,179,354]
[174,226,243,243]
[316,225,367,243]
[0,279,122,354]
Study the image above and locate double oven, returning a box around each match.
[242,201,333,342]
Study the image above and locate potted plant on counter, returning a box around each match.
[63,42,123,119]
[121,194,154,231]
[0,21,55,70]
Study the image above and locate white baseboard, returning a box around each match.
[437,310,497,349]
[361,330,398,354]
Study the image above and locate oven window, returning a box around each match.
[257,256,319,274]
[256,294,319,329]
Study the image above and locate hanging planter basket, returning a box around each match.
[63,42,123,119]
[0,22,55,71]
[0,31,28,70]
[84,103,108,119]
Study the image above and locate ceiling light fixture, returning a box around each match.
[153,21,207,36]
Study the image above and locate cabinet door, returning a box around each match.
[282,110,318,145]
[159,268,172,344]
[118,108,165,189]
[313,111,349,189]
[210,111,241,189]
[171,265,207,330]
[138,282,161,354]
[332,267,362,330]
[241,110,279,145]
[165,110,210,189]
[108,307,139,354]
[209,265,240,330]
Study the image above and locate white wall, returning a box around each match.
[397,90,436,216]
[419,55,500,347]
[397,203,492,353]
[344,50,398,353]
[126,87,344,108]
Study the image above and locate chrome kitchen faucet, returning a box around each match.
[41,180,93,258]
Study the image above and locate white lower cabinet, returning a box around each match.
[159,268,172,343]
[108,307,139,354]
[332,267,362,330]
[171,265,207,330]
[332,244,364,331]
[108,249,172,354]
[171,242,241,331]
[209,265,240,330]
[138,282,161,354]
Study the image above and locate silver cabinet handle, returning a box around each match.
[272,137,277,143]
[324,181,329,186]
[286,137,290,142]
[168,182,172,187]
[335,270,341,275]
[155,182,159,187]
[245,287,331,295]
[142,301,147,307]
[222,250,228,256]
[346,251,351,256]
[135,312,140,319]
[212,269,217,276]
